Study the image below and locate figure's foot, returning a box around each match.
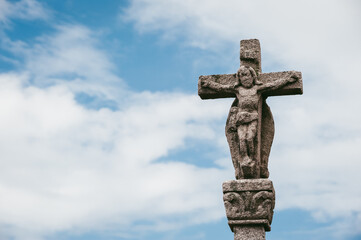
[241,157,256,178]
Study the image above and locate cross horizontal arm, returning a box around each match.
[258,71,303,97]
[198,71,303,99]
[198,74,238,99]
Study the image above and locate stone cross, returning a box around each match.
[198,39,303,240]
[198,39,302,179]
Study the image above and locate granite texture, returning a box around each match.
[234,225,265,240]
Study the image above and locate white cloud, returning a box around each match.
[0,0,48,24]
[4,24,127,103]
[124,0,361,237]
[0,23,235,239]
[123,0,361,82]
[0,70,233,239]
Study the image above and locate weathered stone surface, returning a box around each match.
[198,72,302,100]
[223,179,274,192]
[234,225,265,240]
[198,39,303,179]
[198,74,237,99]
[259,71,303,97]
[240,39,262,75]
[260,100,274,178]
[223,179,275,232]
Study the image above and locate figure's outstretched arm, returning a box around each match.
[257,71,299,92]
[200,79,237,93]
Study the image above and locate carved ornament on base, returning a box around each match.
[223,179,275,232]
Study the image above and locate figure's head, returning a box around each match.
[237,66,258,88]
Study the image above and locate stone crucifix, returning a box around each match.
[198,39,303,180]
[198,39,303,239]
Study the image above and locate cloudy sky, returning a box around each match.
[0,0,360,239]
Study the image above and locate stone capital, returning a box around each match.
[223,179,275,232]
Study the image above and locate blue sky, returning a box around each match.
[0,0,360,240]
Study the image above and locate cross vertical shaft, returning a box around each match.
[238,39,263,179]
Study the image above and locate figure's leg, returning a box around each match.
[238,124,255,178]
[237,124,248,159]
[246,120,258,160]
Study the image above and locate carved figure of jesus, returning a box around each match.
[201,66,298,177]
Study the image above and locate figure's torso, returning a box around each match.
[236,87,259,113]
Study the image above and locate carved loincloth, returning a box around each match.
[236,111,258,125]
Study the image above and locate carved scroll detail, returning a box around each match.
[224,190,274,222]
[223,179,275,232]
